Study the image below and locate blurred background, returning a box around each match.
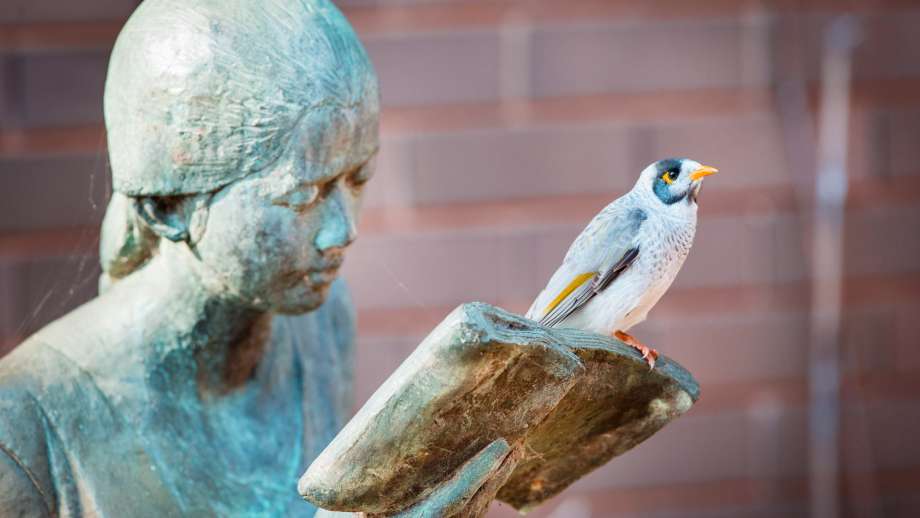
[2,0,920,516]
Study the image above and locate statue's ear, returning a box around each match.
[134,196,191,242]
[134,194,211,244]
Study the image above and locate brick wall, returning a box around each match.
[2,1,920,516]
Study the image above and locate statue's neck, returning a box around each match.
[134,241,273,396]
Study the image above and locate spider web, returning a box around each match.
[4,130,110,353]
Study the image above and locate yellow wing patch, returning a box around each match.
[542,272,596,318]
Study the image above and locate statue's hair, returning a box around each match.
[99,192,155,291]
[104,0,377,196]
[99,0,378,287]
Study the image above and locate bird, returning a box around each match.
[525,158,718,369]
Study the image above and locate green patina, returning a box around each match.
[0,2,698,517]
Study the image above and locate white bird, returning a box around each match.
[525,158,718,368]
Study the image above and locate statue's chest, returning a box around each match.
[114,381,304,516]
[29,288,354,518]
[36,355,322,518]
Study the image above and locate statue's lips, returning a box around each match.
[305,267,340,285]
[281,265,341,288]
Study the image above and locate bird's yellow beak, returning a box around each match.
[689,165,719,181]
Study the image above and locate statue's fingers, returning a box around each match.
[457,442,525,518]
[314,509,357,518]
[389,438,512,518]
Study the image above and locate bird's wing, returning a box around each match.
[537,246,640,327]
[526,204,647,327]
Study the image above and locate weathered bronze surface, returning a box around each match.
[0,0,378,516]
[299,303,699,516]
[0,1,700,516]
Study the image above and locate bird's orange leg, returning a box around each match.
[614,330,658,369]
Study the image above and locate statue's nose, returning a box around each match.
[314,191,357,252]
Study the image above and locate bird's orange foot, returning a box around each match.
[614,330,659,370]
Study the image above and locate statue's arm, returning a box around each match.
[309,440,516,518]
[0,446,52,517]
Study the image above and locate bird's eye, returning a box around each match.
[661,171,676,185]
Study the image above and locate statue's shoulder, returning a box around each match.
[0,308,147,516]
[0,298,125,513]
[0,347,59,516]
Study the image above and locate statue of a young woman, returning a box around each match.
[0,2,701,516]
[0,0,378,515]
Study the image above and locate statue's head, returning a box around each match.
[99,0,379,313]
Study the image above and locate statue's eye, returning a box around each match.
[272,184,319,212]
[345,155,376,191]
[345,165,370,189]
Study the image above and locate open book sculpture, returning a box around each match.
[300,303,699,517]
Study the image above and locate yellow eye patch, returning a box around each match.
[661,173,674,185]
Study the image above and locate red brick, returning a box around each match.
[350,301,916,408]
[0,21,120,52]
[0,0,136,24]
[359,134,414,209]
[2,1,914,49]
[351,274,920,339]
[771,11,920,86]
[845,205,920,276]
[0,155,108,232]
[0,125,105,155]
[364,10,920,107]
[893,302,920,372]
[0,253,99,342]
[343,204,920,312]
[0,260,19,353]
[484,469,920,517]
[851,12,920,81]
[407,123,634,205]
[878,108,920,179]
[18,53,108,128]
[531,19,751,98]
[364,29,502,107]
[376,113,788,207]
[3,174,916,259]
[643,114,789,192]
[561,399,920,493]
[849,104,920,182]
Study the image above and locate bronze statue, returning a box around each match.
[0,0,377,515]
[0,1,698,516]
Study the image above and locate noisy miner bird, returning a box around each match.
[525,158,718,369]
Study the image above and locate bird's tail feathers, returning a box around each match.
[524,292,545,321]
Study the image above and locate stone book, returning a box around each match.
[299,302,699,516]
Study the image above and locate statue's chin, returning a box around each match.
[273,282,332,315]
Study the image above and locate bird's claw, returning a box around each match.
[614,330,659,370]
[637,345,658,370]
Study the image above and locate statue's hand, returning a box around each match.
[312,439,520,518]
[380,438,521,518]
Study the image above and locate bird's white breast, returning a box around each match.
[563,208,697,335]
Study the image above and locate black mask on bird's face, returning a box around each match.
[651,158,718,205]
